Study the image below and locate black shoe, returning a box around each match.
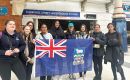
[122,77,126,80]
[114,77,117,80]
[93,76,98,80]
[97,76,101,80]
[79,74,82,77]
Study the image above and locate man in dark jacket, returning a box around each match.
[91,24,106,80]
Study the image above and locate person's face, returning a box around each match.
[94,25,100,32]
[55,21,60,28]
[41,25,47,33]
[107,24,115,31]
[81,26,86,32]
[24,26,31,35]
[6,21,16,32]
[69,27,74,32]
[28,23,33,30]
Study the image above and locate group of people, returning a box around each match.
[0,19,125,80]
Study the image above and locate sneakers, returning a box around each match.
[113,77,117,80]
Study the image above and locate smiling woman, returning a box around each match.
[20,25,35,80]
[35,23,53,80]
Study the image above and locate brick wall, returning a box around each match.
[0,0,22,32]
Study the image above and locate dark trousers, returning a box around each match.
[93,55,103,78]
[79,71,86,77]
[40,76,52,80]
[23,63,33,80]
[26,63,33,80]
[111,56,125,79]
[0,58,26,80]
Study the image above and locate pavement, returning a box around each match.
[1,48,130,80]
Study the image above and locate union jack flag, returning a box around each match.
[35,39,67,58]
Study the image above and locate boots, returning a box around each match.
[113,77,117,80]
[119,67,126,80]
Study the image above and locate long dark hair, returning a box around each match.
[54,20,61,27]
[107,23,116,31]
[26,21,36,36]
[107,23,121,45]
[50,20,64,33]
[80,24,89,34]
[40,23,48,32]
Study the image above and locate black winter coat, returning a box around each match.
[91,32,106,57]
[65,31,76,39]
[104,32,123,64]
[49,27,65,39]
[20,34,35,63]
[0,31,26,62]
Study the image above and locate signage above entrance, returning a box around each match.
[22,9,80,17]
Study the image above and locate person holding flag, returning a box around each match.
[35,23,53,80]
[65,22,76,79]
[49,20,66,79]
[77,24,90,78]
[65,22,76,39]
[49,20,65,39]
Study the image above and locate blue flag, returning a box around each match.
[35,39,93,77]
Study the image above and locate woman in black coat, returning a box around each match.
[21,25,35,80]
[0,19,26,80]
[104,23,125,80]
[91,24,106,80]
[65,22,76,39]
[49,20,65,39]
